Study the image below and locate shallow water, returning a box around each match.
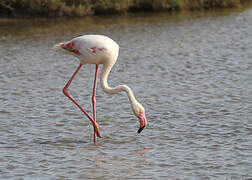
[0,8,252,179]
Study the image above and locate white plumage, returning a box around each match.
[55,35,119,65]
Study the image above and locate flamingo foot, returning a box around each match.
[93,121,101,138]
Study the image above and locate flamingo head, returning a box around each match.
[138,111,147,133]
[132,102,147,134]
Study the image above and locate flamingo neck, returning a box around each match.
[100,62,138,106]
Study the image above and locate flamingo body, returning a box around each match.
[55,35,119,65]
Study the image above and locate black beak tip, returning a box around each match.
[138,126,145,134]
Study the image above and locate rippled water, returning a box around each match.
[0,8,252,179]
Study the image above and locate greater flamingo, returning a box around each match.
[54,35,147,143]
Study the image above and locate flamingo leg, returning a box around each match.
[92,65,99,143]
[63,63,101,141]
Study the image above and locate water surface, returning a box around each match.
[0,8,252,179]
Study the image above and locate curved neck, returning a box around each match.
[100,62,138,105]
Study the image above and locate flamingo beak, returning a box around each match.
[138,112,147,134]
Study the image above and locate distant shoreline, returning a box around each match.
[0,0,252,18]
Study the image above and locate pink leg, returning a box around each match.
[92,65,99,143]
[63,63,101,141]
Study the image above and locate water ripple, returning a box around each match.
[1,8,252,179]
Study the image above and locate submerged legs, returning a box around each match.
[92,65,99,143]
[63,63,101,142]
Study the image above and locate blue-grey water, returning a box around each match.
[0,8,252,179]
